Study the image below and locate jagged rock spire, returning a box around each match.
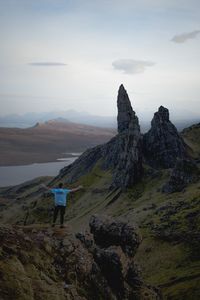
[109,85,143,188]
[152,106,169,124]
[143,106,188,169]
[117,84,139,134]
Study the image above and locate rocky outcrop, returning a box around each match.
[117,84,138,133]
[89,215,140,256]
[52,90,194,191]
[76,215,161,299]
[0,217,161,300]
[162,158,199,193]
[53,85,143,190]
[143,106,188,169]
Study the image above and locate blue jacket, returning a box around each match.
[51,188,71,206]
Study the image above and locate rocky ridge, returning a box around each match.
[0,215,161,300]
[54,86,196,193]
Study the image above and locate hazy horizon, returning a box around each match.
[0,107,199,134]
[0,0,200,120]
[0,106,200,121]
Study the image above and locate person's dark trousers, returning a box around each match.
[53,205,66,225]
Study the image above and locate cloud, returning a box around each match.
[28,62,67,66]
[171,30,200,43]
[112,59,155,74]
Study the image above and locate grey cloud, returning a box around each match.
[171,30,200,43]
[29,62,67,66]
[112,59,155,74]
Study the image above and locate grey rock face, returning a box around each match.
[101,133,143,189]
[143,106,187,169]
[162,158,199,193]
[111,132,143,189]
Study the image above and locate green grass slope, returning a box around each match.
[181,123,200,159]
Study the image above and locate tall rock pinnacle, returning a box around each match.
[109,84,143,188]
[117,84,139,134]
[143,106,188,169]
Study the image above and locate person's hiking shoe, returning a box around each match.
[51,223,55,227]
[60,225,65,228]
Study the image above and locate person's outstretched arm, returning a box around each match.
[40,183,51,191]
[69,185,83,192]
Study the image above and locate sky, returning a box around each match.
[0,0,200,121]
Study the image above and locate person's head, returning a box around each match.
[58,182,63,188]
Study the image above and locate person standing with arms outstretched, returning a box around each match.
[41,182,83,228]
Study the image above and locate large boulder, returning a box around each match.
[78,215,161,299]
[143,106,188,169]
[89,215,140,256]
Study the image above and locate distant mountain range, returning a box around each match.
[0,120,116,166]
[0,110,199,132]
[0,110,116,129]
